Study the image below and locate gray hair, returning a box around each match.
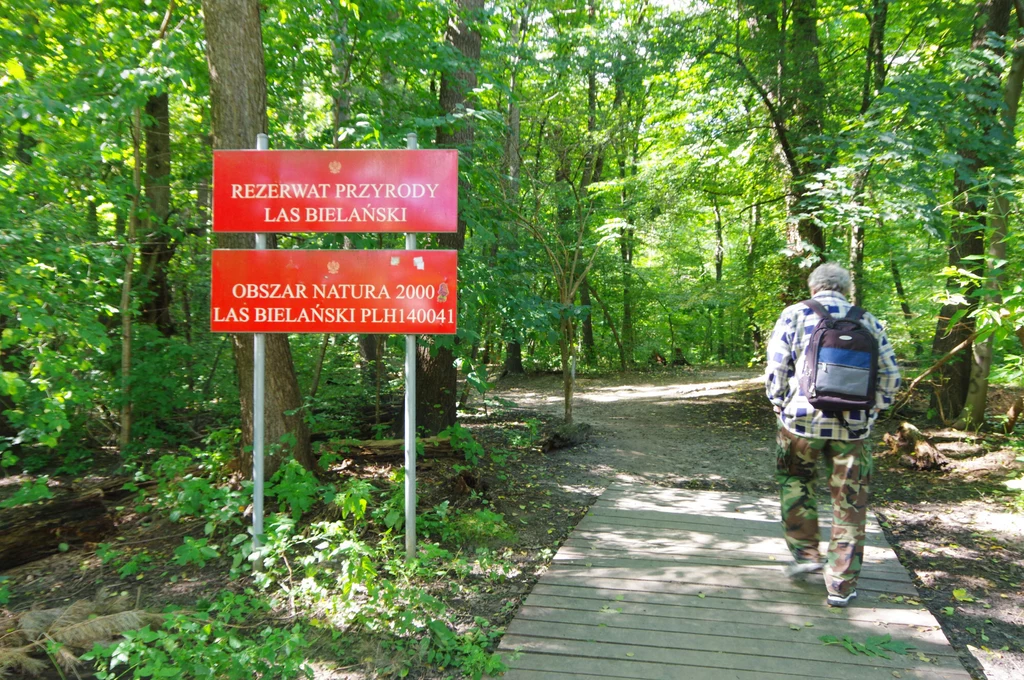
[808,262,851,296]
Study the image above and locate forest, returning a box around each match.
[2,0,1024,679]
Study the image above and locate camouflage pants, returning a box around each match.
[775,427,872,597]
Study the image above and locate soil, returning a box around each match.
[2,367,1023,679]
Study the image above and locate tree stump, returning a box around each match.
[882,422,950,471]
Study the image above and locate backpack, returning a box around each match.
[798,299,879,436]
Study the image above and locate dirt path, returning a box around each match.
[495,367,777,490]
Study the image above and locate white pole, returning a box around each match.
[404,132,418,563]
[253,132,269,556]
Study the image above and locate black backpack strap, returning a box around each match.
[846,306,867,322]
[803,299,832,319]
[836,412,870,439]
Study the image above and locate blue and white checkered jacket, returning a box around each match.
[765,291,901,441]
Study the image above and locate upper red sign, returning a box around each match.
[211,249,457,334]
[212,149,458,233]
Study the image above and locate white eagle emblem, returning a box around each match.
[329,161,342,174]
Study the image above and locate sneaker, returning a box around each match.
[826,591,858,608]
[785,561,824,578]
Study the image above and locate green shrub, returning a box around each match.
[83,592,313,680]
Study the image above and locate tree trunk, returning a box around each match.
[579,0,599,364]
[560,314,574,424]
[959,7,1024,427]
[329,1,351,146]
[712,196,724,283]
[782,0,828,298]
[579,278,597,366]
[499,11,528,379]
[890,251,914,321]
[417,0,483,435]
[202,0,313,474]
[119,109,142,454]
[503,341,525,375]
[590,283,626,371]
[930,0,1012,422]
[139,92,176,336]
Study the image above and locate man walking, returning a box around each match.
[765,263,901,607]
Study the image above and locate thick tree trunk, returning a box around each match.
[418,0,483,435]
[503,341,525,375]
[959,13,1024,427]
[931,0,1012,423]
[202,0,312,473]
[782,0,828,299]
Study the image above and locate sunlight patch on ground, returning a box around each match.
[579,377,763,403]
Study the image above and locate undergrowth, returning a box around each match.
[2,423,524,679]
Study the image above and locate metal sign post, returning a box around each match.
[252,132,268,556]
[404,132,417,563]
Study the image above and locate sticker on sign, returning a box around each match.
[211,249,457,334]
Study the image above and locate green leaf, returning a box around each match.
[952,588,974,602]
[5,59,26,81]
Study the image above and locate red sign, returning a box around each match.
[210,249,457,334]
[212,149,458,233]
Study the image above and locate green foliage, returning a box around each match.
[819,633,915,659]
[330,477,374,522]
[144,453,248,535]
[267,459,324,520]
[174,537,220,569]
[0,575,10,605]
[441,423,486,465]
[83,592,313,679]
[0,475,54,508]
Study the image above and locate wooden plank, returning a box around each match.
[596,490,890,536]
[541,563,920,598]
[553,546,914,582]
[500,651,970,680]
[500,669,615,680]
[517,596,952,648]
[573,519,890,551]
[529,583,941,627]
[550,554,915,592]
[564,532,903,568]
[499,635,971,680]
[577,512,891,548]
[502,651,810,680]
[506,619,964,671]
[586,504,890,541]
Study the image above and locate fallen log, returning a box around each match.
[882,422,950,471]
[330,436,456,465]
[0,490,115,570]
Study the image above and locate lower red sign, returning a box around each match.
[211,249,457,334]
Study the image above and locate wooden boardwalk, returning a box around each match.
[498,483,971,680]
